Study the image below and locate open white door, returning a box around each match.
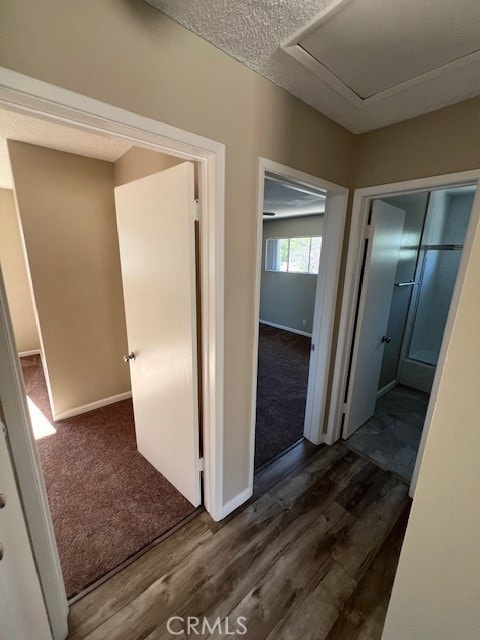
[114,162,201,507]
[343,200,406,439]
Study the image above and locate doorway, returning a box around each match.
[255,175,324,468]
[0,77,225,638]
[329,176,479,487]
[251,159,348,478]
[1,118,204,598]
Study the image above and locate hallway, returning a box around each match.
[67,443,410,640]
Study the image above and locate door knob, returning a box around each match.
[123,352,136,363]
[381,336,391,344]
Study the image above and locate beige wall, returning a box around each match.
[0,188,40,353]
[382,192,480,640]
[354,104,480,639]
[353,97,480,188]
[8,141,130,416]
[3,2,480,636]
[114,146,184,186]
[0,0,353,501]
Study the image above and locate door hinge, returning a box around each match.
[341,402,348,414]
[311,343,315,352]
[365,224,371,239]
[197,457,204,473]
[0,420,6,437]
[192,199,200,222]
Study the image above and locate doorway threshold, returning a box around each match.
[253,438,322,500]
[68,506,203,606]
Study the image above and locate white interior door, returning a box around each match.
[343,200,406,439]
[114,162,201,507]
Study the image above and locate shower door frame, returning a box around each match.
[326,169,480,498]
[397,242,465,393]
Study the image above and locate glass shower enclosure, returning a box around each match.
[398,186,476,392]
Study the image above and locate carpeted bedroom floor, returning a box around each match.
[255,324,311,469]
[21,355,196,599]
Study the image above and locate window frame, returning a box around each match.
[264,235,322,274]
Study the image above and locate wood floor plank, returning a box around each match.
[325,505,410,640]
[327,450,371,488]
[68,515,213,639]
[200,443,338,533]
[68,448,411,640]
[253,439,321,498]
[332,477,409,580]
[205,461,393,640]
[149,453,372,639]
[72,494,283,640]
[268,559,357,640]
[335,464,390,516]
[207,502,350,640]
[210,464,394,640]
[271,443,348,508]
[145,451,383,640]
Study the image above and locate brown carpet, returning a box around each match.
[255,324,311,469]
[21,356,196,599]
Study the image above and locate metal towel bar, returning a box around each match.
[394,280,421,287]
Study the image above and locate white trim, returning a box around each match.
[0,268,65,639]
[250,158,348,493]
[282,0,480,108]
[52,391,132,421]
[259,319,312,338]
[304,191,348,445]
[377,380,397,399]
[18,349,41,357]
[0,66,226,633]
[327,170,480,496]
[221,487,253,519]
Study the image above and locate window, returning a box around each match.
[265,236,322,274]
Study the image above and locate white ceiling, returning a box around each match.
[146,0,480,133]
[0,109,132,190]
[263,177,325,219]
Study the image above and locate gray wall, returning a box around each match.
[378,193,428,390]
[260,215,323,334]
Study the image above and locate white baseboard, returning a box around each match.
[220,486,253,519]
[259,320,312,338]
[18,349,41,357]
[377,380,397,399]
[53,391,132,421]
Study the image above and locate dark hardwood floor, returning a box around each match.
[68,443,410,640]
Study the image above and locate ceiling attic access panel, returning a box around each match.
[283,0,480,105]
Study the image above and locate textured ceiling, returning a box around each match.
[263,177,325,219]
[146,0,480,133]
[0,109,132,190]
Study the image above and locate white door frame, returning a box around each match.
[0,67,226,638]
[250,158,348,480]
[0,270,54,640]
[327,169,480,498]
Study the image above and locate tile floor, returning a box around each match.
[346,384,429,481]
